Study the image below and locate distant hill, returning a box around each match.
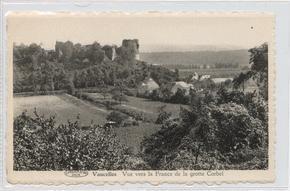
[140,50,250,68]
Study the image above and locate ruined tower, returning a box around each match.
[121,39,140,60]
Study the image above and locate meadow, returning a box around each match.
[14,94,162,154]
[14,94,108,126]
[82,93,186,121]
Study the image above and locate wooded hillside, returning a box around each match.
[13,40,178,93]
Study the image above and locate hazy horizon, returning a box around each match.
[13,41,255,53]
[8,13,272,52]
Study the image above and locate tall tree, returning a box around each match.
[233,43,268,100]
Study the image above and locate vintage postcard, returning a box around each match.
[6,12,275,184]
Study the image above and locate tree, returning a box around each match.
[86,68,95,87]
[249,43,268,100]
[155,105,172,124]
[233,43,268,100]
[141,99,267,170]
[106,111,129,126]
[111,81,128,104]
[13,110,140,170]
[112,90,128,105]
[150,89,161,101]
[174,68,179,81]
[100,82,109,99]
[79,70,88,88]
[170,88,189,104]
[91,66,104,86]
[159,84,173,102]
[233,72,250,91]
[141,119,188,169]
[109,71,117,86]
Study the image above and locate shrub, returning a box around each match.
[106,111,129,125]
[114,106,153,122]
[210,103,266,153]
[155,106,172,124]
[169,88,189,104]
[141,101,268,170]
[141,119,185,169]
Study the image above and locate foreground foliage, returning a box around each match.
[141,95,268,170]
[141,43,269,170]
[14,110,148,170]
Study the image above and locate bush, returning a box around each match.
[141,119,186,169]
[155,106,172,124]
[123,88,136,96]
[141,101,268,170]
[210,103,266,153]
[114,106,153,122]
[106,111,129,125]
[13,111,138,170]
[169,88,189,104]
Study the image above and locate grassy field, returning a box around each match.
[14,94,161,154]
[83,93,185,121]
[14,94,108,126]
[121,96,184,117]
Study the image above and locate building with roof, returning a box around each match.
[171,81,194,95]
[137,78,159,96]
[212,78,233,84]
[200,75,211,81]
[191,72,199,81]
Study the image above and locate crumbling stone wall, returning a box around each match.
[102,45,117,60]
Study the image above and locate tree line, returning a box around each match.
[13,41,178,94]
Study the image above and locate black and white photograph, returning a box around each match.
[6,12,275,183]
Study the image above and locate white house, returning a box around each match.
[191,72,199,81]
[200,75,211,81]
[212,78,233,84]
[137,78,159,95]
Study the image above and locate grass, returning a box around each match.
[14,94,108,126]
[14,94,162,154]
[82,93,185,121]
[113,122,160,154]
[121,96,184,118]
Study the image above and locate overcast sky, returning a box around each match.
[8,13,273,52]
